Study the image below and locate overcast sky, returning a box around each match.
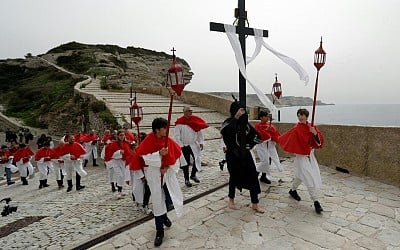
[1,0,399,104]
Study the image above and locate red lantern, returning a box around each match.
[272,74,282,99]
[130,95,143,126]
[311,37,327,126]
[166,47,185,96]
[314,37,326,71]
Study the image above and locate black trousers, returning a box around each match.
[228,176,259,204]
[181,145,197,179]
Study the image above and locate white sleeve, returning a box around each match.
[61,154,71,160]
[142,151,162,168]
[174,125,184,147]
[197,130,204,145]
[112,150,123,159]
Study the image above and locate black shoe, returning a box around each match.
[154,230,164,247]
[7,181,15,185]
[314,201,323,214]
[289,189,301,201]
[185,180,192,187]
[111,184,116,193]
[218,161,224,171]
[190,176,200,183]
[260,176,271,184]
[164,217,172,228]
[76,185,85,190]
[67,186,73,192]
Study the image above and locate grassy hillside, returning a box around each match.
[0,41,192,132]
[0,59,85,128]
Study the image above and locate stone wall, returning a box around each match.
[132,86,259,118]
[270,123,400,187]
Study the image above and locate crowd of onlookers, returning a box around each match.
[4,127,34,145]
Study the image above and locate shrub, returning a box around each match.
[90,101,106,113]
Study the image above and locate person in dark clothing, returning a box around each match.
[5,128,11,143]
[24,128,33,144]
[36,134,47,149]
[220,100,265,213]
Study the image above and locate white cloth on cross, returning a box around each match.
[223,24,309,115]
[247,29,309,83]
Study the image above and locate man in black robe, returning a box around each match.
[220,100,264,213]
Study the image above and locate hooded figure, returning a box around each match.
[220,100,264,213]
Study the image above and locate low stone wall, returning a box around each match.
[271,123,400,187]
[0,113,20,132]
[132,86,259,118]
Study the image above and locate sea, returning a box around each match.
[276,104,400,127]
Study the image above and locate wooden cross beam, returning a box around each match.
[210,0,268,109]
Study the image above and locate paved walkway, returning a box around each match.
[1,79,399,249]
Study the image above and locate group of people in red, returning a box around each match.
[1,131,92,191]
[1,100,325,247]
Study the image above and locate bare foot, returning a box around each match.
[252,204,265,214]
[228,198,238,210]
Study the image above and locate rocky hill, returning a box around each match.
[0,42,193,134]
[42,42,193,87]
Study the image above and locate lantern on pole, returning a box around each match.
[129,91,143,143]
[270,73,283,124]
[166,48,185,96]
[271,73,282,104]
[129,80,133,129]
[165,47,186,146]
[311,37,326,126]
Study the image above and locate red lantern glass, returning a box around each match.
[314,37,326,71]
[272,74,282,99]
[130,99,143,126]
[166,48,185,96]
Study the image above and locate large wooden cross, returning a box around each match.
[210,0,268,108]
[210,0,268,150]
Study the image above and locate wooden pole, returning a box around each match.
[311,70,320,127]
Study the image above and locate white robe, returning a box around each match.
[106,150,126,187]
[83,142,98,160]
[0,157,19,176]
[143,152,183,217]
[51,159,66,181]
[255,140,283,176]
[36,157,54,180]
[61,154,87,179]
[294,150,322,190]
[174,124,203,171]
[130,168,147,204]
[16,158,35,178]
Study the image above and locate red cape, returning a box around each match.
[81,133,100,143]
[125,131,136,144]
[0,150,11,164]
[74,133,83,143]
[104,141,131,162]
[101,134,113,144]
[59,142,86,159]
[279,123,324,155]
[13,147,34,163]
[128,152,147,171]
[135,133,181,166]
[35,147,56,161]
[254,122,281,142]
[175,115,209,132]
